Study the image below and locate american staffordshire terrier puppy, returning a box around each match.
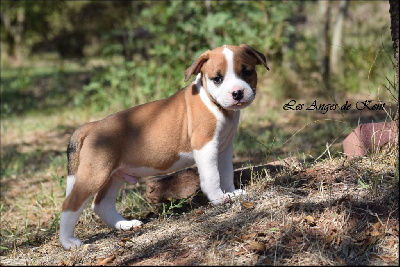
[60,44,269,250]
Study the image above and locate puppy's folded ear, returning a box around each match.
[184,50,210,82]
[239,44,270,71]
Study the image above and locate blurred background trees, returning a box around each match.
[1,0,397,113]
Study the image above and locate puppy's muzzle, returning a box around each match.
[232,89,244,101]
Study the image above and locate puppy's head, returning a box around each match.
[185,44,269,110]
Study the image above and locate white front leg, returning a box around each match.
[218,143,235,193]
[194,142,225,205]
[194,141,246,205]
[218,142,246,201]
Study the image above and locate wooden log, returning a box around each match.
[145,157,300,203]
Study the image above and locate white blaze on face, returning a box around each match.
[206,46,256,110]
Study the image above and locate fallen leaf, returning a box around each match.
[336,235,341,246]
[241,232,257,241]
[96,255,115,266]
[380,255,397,263]
[195,209,204,215]
[372,221,381,229]
[61,259,75,266]
[250,241,265,251]
[235,247,247,256]
[242,202,255,209]
[370,231,382,237]
[252,254,259,262]
[182,236,189,242]
[303,215,315,224]
[334,254,347,265]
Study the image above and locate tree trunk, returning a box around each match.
[389,0,399,122]
[318,0,332,92]
[283,2,306,71]
[13,7,25,64]
[388,0,399,188]
[0,5,25,65]
[330,0,349,75]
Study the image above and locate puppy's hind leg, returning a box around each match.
[60,165,113,250]
[60,174,97,250]
[59,196,91,250]
[92,176,143,231]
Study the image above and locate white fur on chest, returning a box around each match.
[196,74,240,152]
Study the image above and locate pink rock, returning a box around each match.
[343,121,398,158]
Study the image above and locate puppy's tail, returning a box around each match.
[67,124,90,175]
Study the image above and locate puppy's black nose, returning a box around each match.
[232,90,244,101]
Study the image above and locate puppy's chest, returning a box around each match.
[215,112,240,151]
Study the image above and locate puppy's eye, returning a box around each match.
[212,76,224,85]
[242,69,254,77]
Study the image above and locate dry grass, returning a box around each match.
[1,149,398,265]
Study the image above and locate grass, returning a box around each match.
[0,50,398,264]
[2,153,397,265]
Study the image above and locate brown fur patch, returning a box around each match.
[186,84,217,150]
[184,50,210,82]
[227,45,262,89]
[93,177,117,205]
[63,84,218,211]
[200,46,228,82]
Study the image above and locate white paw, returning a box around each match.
[116,220,143,231]
[60,236,82,250]
[223,189,247,203]
[210,189,247,205]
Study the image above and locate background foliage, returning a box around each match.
[1,1,396,114]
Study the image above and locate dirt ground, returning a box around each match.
[1,153,398,266]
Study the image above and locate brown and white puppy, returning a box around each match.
[60,44,269,250]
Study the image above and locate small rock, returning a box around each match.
[343,122,398,158]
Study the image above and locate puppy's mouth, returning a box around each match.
[233,101,247,108]
[225,100,251,110]
[231,89,256,109]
